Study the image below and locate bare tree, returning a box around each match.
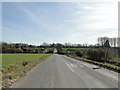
[113,38,117,47]
[97,37,101,46]
[98,37,109,46]
[109,38,114,47]
[117,38,120,47]
[42,42,48,47]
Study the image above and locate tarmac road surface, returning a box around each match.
[11,54,118,88]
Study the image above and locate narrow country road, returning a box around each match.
[11,54,118,88]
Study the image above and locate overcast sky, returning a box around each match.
[2,2,118,45]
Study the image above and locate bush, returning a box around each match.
[6,48,23,53]
[75,50,83,57]
[15,48,23,53]
[118,48,120,58]
[57,50,64,54]
[47,50,53,53]
[87,49,105,62]
[34,49,39,53]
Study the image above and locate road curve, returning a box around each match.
[11,54,118,88]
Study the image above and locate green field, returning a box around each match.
[112,57,120,61]
[2,53,51,88]
[62,48,88,51]
[2,53,49,66]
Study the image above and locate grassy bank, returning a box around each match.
[2,53,51,88]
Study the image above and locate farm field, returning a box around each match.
[112,57,120,61]
[62,48,88,51]
[2,53,51,88]
[2,53,50,67]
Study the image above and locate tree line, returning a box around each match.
[98,37,120,47]
[0,37,120,53]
